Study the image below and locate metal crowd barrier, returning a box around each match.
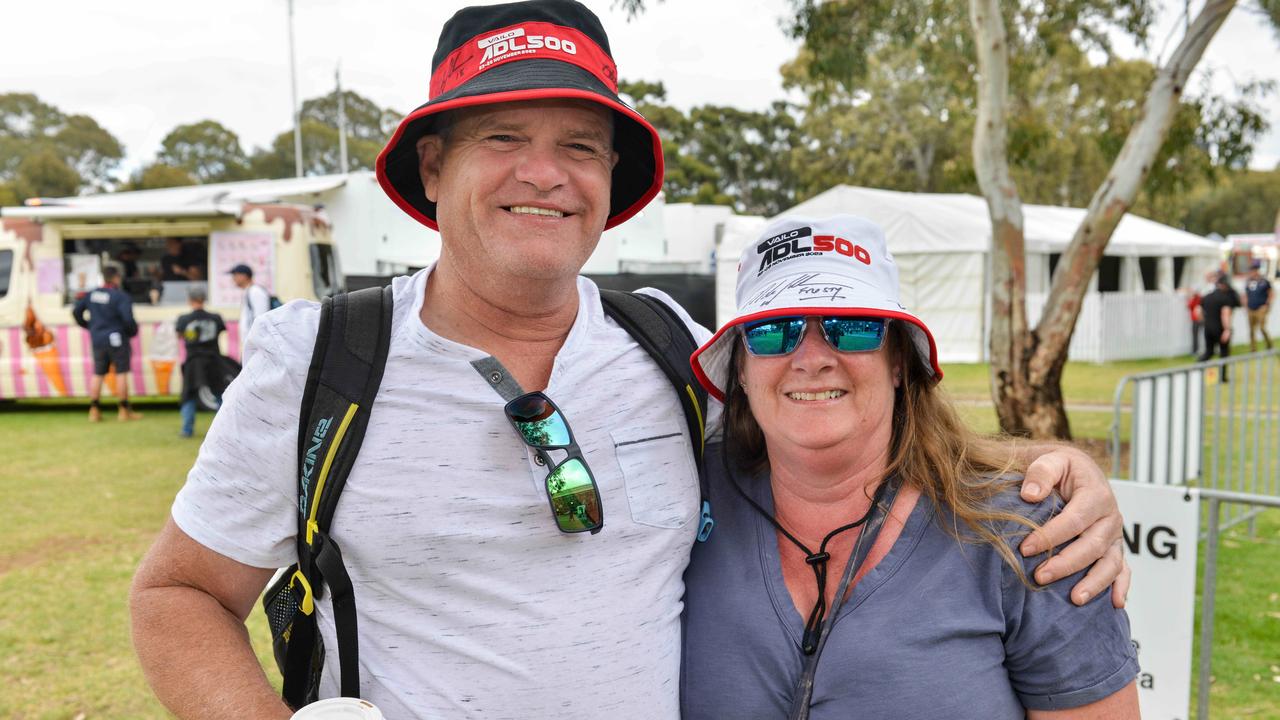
[1110,349,1279,531]
[1109,349,1279,719]
[1195,488,1280,720]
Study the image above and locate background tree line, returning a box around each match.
[2,44,1277,236]
[0,90,400,202]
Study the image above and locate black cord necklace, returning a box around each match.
[726,463,891,655]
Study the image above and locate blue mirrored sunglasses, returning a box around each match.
[740,316,886,356]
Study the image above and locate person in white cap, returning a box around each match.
[682,215,1138,719]
[130,3,1128,718]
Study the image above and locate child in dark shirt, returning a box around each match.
[174,286,233,437]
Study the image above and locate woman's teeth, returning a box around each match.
[786,390,845,401]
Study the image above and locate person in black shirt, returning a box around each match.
[1198,272,1242,380]
[159,238,192,282]
[117,243,142,279]
[174,286,231,437]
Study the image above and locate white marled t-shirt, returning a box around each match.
[172,267,718,719]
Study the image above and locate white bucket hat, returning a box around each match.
[691,214,942,401]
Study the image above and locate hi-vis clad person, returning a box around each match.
[129,2,1131,718]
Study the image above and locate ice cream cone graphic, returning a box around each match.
[23,305,68,397]
[32,346,68,396]
[150,321,178,395]
[152,359,175,394]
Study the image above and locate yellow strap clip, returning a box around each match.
[290,569,315,616]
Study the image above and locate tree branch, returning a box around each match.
[1032,0,1237,379]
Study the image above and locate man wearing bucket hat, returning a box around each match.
[131,3,1127,719]
[683,215,1138,718]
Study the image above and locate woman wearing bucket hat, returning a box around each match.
[681,215,1138,719]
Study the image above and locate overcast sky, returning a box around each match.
[3,0,1278,181]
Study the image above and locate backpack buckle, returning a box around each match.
[290,570,315,615]
[696,501,715,542]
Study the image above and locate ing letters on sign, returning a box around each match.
[1122,523,1177,560]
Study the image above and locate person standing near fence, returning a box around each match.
[1199,272,1241,380]
[1242,260,1273,352]
[1184,286,1203,356]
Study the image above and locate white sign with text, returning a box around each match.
[1111,480,1200,720]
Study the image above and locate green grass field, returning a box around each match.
[0,402,277,719]
[1,355,1276,718]
[938,354,1204,403]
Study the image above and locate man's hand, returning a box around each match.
[1016,445,1130,609]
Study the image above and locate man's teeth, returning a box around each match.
[786,390,845,401]
[509,205,564,218]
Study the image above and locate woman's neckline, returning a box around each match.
[751,475,931,644]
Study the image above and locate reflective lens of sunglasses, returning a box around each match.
[743,317,806,355]
[821,317,885,352]
[742,316,886,355]
[505,392,604,534]
[506,394,571,447]
[546,458,602,532]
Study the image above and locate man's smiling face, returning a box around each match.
[418,98,618,284]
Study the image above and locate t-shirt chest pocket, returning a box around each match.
[611,422,699,529]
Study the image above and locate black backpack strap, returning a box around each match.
[313,532,359,698]
[283,284,394,705]
[599,289,714,542]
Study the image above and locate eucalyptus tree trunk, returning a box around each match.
[969,0,1237,439]
[969,0,1058,437]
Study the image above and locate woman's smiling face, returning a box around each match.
[739,317,898,462]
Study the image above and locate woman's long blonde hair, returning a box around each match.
[722,320,1041,582]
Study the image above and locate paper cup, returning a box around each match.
[290,698,384,720]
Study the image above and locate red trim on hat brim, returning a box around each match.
[690,306,944,402]
[374,88,664,232]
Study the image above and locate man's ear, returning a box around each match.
[417,134,445,203]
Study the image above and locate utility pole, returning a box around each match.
[337,62,349,174]
[288,0,303,177]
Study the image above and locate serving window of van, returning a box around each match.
[0,249,13,299]
[60,235,210,306]
[310,243,342,298]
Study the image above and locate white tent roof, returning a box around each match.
[2,174,351,220]
[783,185,1220,257]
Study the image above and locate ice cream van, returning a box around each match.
[0,180,343,402]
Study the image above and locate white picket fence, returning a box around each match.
[1026,291,1195,362]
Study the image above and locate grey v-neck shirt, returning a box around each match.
[681,446,1138,719]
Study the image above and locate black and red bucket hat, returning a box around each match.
[375,0,664,231]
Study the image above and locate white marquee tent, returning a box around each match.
[716,186,1224,363]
